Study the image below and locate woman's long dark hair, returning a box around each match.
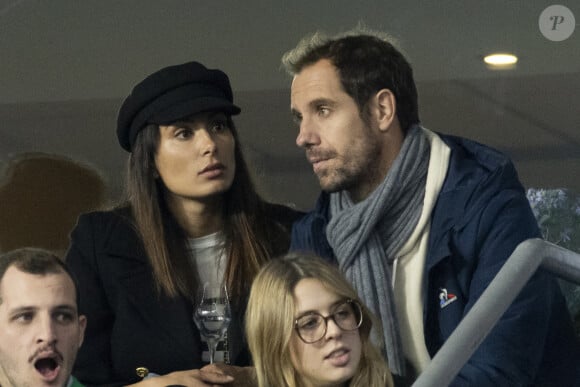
[126,117,282,303]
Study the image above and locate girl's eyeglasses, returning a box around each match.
[294,299,363,344]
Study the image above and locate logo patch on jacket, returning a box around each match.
[439,288,457,308]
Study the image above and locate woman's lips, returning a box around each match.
[199,163,225,178]
[325,347,351,367]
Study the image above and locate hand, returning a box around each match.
[126,368,234,387]
[200,364,257,387]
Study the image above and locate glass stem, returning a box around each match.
[207,337,218,364]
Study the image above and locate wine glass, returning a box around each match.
[193,282,231,364]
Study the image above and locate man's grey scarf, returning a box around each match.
[326,125,430,376]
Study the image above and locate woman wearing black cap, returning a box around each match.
[65,61,303,386]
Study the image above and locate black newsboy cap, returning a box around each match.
[116,61,241,152]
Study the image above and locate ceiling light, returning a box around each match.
[483,53,518,69]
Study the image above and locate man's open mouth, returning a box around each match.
[34,356,61,380]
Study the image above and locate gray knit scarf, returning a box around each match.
[326,125,430,376]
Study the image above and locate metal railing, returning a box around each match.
[412,238,580,387]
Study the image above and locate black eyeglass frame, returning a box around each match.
[294,299,363,344]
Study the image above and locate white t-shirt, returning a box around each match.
[189,231,226,288]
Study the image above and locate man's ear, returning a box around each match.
[374,89,396,131]
[78,315,87,347]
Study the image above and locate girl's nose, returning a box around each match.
[198,129,218,155]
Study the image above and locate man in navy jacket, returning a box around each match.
[283,27,579,386]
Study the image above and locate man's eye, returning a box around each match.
[13,313,33,323]
[55,312,74,323]
[292,113,302,126]
[317,106,330,116]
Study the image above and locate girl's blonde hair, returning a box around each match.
[246,253,393,387]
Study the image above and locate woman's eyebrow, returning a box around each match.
[295,299,346,318]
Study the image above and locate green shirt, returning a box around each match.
[68,376,85,387]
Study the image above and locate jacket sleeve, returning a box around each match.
[449,186,549,386]
[65,213,125,387]
[289,193,336,262]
